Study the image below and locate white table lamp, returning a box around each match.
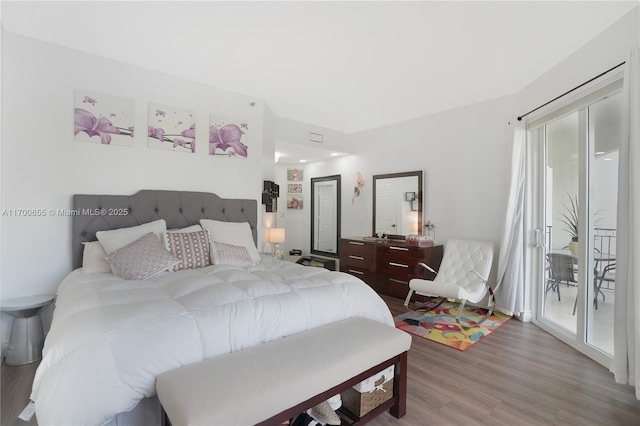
[269,228,285,259]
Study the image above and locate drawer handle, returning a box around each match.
[349,241,365,246]
[389,278,409,285]
[389,262,409,268]
[389,246,409,251]
[349,255,364,260]
[348,269,364,275]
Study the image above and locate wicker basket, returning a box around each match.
[341,375,394,417]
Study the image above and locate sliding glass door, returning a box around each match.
[529,84,621,365]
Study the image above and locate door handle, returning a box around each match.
[533,228,546,248]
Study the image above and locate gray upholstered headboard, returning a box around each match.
[72,190,258,269]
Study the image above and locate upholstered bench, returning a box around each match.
[156,317,412,426]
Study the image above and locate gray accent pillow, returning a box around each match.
[106,233,180,280]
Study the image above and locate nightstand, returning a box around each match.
[1,295,54,366]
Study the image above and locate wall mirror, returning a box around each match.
[372,170,423,238]
[311,174,341,258]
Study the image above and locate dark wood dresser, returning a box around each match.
[339,237,444,299]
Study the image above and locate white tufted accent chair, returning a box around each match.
[404,239,494,326]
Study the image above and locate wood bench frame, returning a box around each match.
[161,351,408,426]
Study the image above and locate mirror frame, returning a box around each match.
[372,170,423,238]
[310,174,341,258]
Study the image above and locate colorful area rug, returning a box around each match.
[394,300,511,351]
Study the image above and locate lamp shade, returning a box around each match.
[269,228,286,243]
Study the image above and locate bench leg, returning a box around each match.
[390,351,408,418]
[161,406,171,426]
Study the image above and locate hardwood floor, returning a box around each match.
[1,361,38,426]
[370,294,640,425]
[1,295,639,425]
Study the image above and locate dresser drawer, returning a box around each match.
[339,265,376,288]
[342,255,372,269]
[375,276,411,299]
[379,245,421,264]
[377,256,412,280]
[378,246,416,276]
[340,240,374,268]
[340,238,443,300]
[340,240,373,258]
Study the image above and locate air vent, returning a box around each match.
[309,132,323,143]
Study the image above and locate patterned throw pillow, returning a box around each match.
[165,230,212,271]
[199,219,260,264]
[106,233,180,280]
[210,241,254,267]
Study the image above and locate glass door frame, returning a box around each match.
[525,76,622,368]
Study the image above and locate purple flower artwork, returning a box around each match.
[74,90,134,147]
[148,103,196,153]
[209,115,249,158]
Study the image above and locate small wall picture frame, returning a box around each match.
[148,103,196,153]
[209,115,249,157]
[288,184,302,194]
[287,168,303,181]
[287,195,303,209]
[74,90,134,147]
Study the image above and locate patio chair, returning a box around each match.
[403,239,494,327]
[546,253,577,303]
[595,263,615,309]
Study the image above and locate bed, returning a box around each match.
[30,190,394,426]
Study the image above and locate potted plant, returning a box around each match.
[559,193,579,255]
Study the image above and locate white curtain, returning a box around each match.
[611,45,640,400]
[495,123,527,317]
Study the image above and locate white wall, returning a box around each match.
[301,96,516,248]
[276,116,350,153]
[517,7,639,115]
[1,31,275,343]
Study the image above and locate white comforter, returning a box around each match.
[31,260,393,426]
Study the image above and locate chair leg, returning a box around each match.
[598,278,606,302]
[474,294,496,327]
[456,299,467,325]
[458,289,496,328]
[403,289,414,308]
[545,279,561,301]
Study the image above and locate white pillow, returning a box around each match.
[81,241,112,274]
[96,219,167,254]
[199,219,260,264]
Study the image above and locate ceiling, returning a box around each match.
[2,1,637,162]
